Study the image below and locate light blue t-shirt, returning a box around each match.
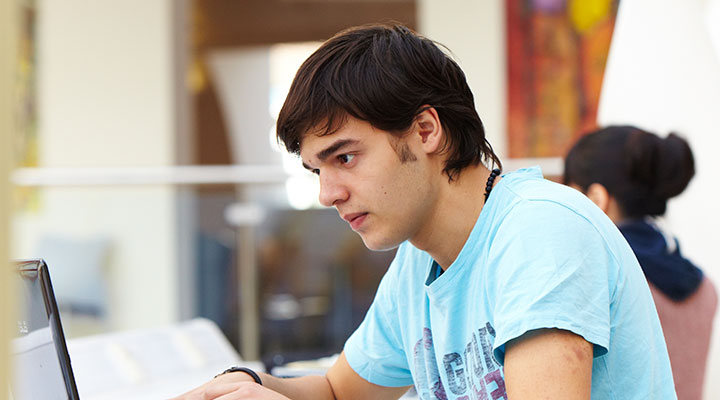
[344,167,676,399]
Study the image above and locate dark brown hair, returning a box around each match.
[276,23,501,180]
[564,125,695,218]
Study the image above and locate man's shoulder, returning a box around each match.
[495,167,601,221]
[500,167,578,202]
[488,169,621,252]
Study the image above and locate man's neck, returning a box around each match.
[409,165,496,270]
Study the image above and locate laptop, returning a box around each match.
[10,259,259,400]
[11,259,80,399]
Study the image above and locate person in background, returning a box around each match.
[175,25,676,400]
[564,125,717,400]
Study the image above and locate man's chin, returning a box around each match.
[359,233,403,252]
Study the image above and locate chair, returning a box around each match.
[649,276,718,400]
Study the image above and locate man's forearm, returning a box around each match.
[255,372,336,400]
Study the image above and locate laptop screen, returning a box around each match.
[11,259,80,400]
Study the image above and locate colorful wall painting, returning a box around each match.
[506,0,619,158]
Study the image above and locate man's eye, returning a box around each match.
[338,154,355,164]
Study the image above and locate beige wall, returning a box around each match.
[0,0,16,397]
[13,0,184,331]
[418,1,507,160]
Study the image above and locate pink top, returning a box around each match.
[649,277,717,400]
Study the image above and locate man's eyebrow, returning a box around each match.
[316,139,358,162]
[301,139,359,171]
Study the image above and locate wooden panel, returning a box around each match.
[194,0,416,49]
[195,81,233,165]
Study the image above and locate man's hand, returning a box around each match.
[170,351,408,400]
[170,371,290,400]
[504,328,593,400]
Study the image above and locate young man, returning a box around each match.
[176,24,676,399]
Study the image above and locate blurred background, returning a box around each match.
[3,0,720,397]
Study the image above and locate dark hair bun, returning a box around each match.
[654,132,695,200]
[564,125,695,218]
[624,130,694,215]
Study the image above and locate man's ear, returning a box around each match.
[586,183,611,212]
[413,106,443,154]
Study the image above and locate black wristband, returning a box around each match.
[215,366,263,385]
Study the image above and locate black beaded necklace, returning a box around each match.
[483,168,502,203]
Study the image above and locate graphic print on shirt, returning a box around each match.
[413,323,507,400]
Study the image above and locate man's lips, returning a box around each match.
[342,212,368,230]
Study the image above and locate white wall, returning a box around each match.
[13,0,183,331]
[207,48,289,206]
[598,0,720,397]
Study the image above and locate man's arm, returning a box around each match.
[503,328,593,399]
[171,351,411,400]
[325,352,411,400]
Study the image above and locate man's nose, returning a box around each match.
[318,172,349,207]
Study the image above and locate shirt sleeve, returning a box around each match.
[487,200,614,365]
[343,250,415,387]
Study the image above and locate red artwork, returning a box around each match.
[507,0,619,158]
